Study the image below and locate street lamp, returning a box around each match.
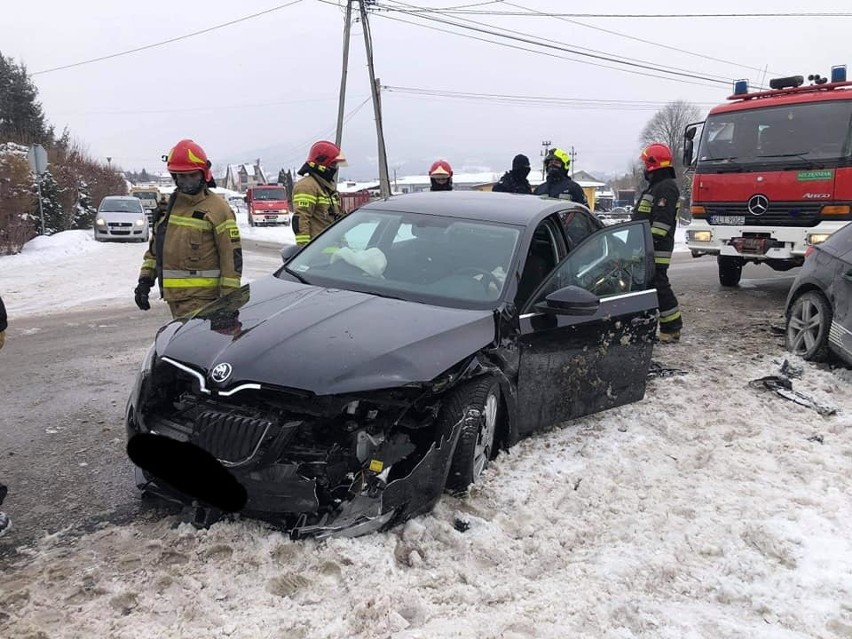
[106,156,112,170]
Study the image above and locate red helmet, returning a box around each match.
[641,143,674,173]
[307,140,346,171]
[428,160,453,178]
[166,139,212,181]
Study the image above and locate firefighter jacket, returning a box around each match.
[139,188,242,303]
[292,172,342,245]
[632,172,680,266]
[534,173,588,206]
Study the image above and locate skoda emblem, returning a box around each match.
[210,363,232,383]
[747,194,769,216]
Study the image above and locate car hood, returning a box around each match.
[98,211,145,223]
[158,276,497,395]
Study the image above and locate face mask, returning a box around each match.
[174,172,205,195]
[643,169,652,182]
[514,166,531,179]
[546,166,564,180]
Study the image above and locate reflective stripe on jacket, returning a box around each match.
[293,173,341,245]
[139,188,242,302]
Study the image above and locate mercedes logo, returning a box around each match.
[747,194,769,216]
[210,363,232,383]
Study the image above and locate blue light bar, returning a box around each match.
[831,65,847,83]
[733,79,749,95]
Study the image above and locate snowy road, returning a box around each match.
[1,229,851,638]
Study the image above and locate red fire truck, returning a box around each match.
[245,185,291,227]
[684,65,852,286]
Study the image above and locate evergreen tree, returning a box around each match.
[35,170,65,235]
[139,168,150,182]
[71,179,96,229]
[0,53,52,144]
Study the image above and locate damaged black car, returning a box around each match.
[126,191,659,538]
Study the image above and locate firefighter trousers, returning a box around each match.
[653,263,682,334]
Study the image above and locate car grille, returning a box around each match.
[108,222,133,227]
[194,410,272,465]
[704,202,822,227]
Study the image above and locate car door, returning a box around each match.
[515,220,658,435]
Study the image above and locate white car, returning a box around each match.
[94,196,150,242]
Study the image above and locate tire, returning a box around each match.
[786,290,832,362]
[718,255,743,287]
[442,376,502,493]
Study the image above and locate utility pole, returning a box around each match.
[335,1,354,147]
[359,0,391,198]
[106,156,112,171]
[540,140,551,180]
[569,146,577,177]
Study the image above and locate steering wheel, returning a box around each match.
[455,267,502,293]
[589,261,633,296]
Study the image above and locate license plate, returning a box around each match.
[710,215,745,225]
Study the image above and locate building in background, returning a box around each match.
[221,160,268,192]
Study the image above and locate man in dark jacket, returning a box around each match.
[632,143,682,342]
[493,154,533,194]
[533,148,588,206]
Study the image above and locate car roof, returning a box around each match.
[103,195,138,200]
[362,191,579,226]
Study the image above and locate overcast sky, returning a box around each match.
[4,1,851,179]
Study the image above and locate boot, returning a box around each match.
[657,330,681,344]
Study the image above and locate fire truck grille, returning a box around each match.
[704,202,823,227]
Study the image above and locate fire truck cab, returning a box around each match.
[684,65,852,286]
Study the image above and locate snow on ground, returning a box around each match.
[2,350,851,638]
[0,209,294,319]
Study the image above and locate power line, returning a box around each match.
[501,1,781,80]
[32,0,306,75]
[383,85,718,110]
[374,9,852,18]
[51,95,353,117]
[372,0,731,87]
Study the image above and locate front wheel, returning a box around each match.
[718,255,743,287]
[442,376,502,493]
[786,290,832,361]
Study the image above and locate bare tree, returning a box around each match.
[640,100,702,207]
[640,100,701,167]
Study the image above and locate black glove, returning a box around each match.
[135,277,154,311]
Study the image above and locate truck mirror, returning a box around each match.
[683,139,694,166]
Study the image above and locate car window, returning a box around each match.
[560,207,602,249]
[515,219,563,308]
[100,199,143,213]
[528,222,649,308]
[819,222,852,259]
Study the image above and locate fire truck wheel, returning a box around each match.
[718,256,743,287]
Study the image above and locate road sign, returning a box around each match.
[27,144,48,175]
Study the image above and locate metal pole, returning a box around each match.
[359,0,391,198]
[36,175,45,235]
[335,1,354,147]
[570,145,576,177]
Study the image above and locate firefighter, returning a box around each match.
[534,148,588,206]
[492,154,533,194]
[632,142,682,343]
[134,139,242,319]
[428,160,453,191]
[292,140,345,246]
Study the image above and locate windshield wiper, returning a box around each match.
[703,155,740,164]
[759,151,826,168]
[359,289,409,302]
[282,266,311,285]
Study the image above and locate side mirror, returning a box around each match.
[243,196,248,203]
[280,243,302,262]
[682,139,694,167]
[533,285,600,316]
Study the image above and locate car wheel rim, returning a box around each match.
[473,392,498,480]
[788,297,824,355]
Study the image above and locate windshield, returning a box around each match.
[253,188,286,201]
[279,209,522,309]
[697,100,852,169]
[132,191,158,201]
[100,199,144,213]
